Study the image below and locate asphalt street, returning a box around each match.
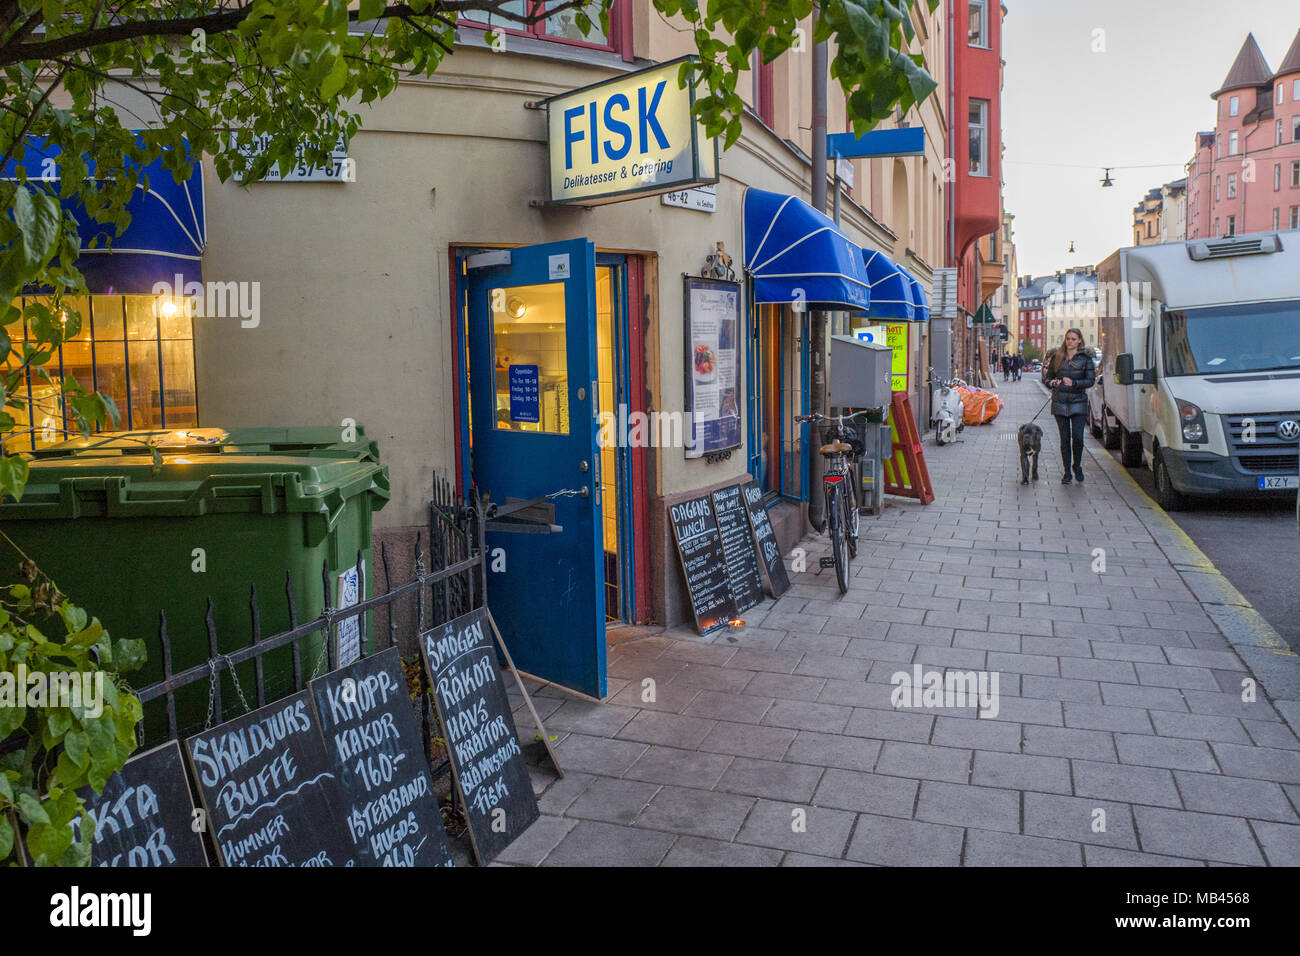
[1105,448,1300,655]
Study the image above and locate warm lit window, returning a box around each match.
[4,295,197,453]
[1229,96,1239,116]
[968,0,988,48]
[969,99,989,176]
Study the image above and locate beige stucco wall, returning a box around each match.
[196,44,913,534]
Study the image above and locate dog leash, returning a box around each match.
[1028,393,1052,423]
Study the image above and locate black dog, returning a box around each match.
[1018,423,1042,484]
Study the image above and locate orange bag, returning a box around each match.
[955,386,1004,425]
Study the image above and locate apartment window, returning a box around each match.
[1276,163,1283,191]
[459,1,622,53]
[1274,208,1281,230]
[750,50,774,127]
[1295,79,1300,101]
[1293,161,1300,188]
[1229,96,1239,116]
[1280,85,1286,106]
[1215,217,1220,234]
[1229,130,1238,155]
[1227,172,1236,198]
[1293,206,1300,229]
[1227,215,1236,236]
[1294,116,1300,142]
[1215,176,1220,201]
[1279,120,1285,146]
[969,99,989,177]
[968,0,988,48]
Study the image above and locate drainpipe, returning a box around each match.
[808,4,828,531]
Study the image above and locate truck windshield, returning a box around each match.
[1162,300,1300,376]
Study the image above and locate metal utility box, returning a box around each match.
[830,335,892,410]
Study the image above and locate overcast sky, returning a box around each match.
[1003,0,1300,278]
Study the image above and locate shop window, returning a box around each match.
[459,0,623,54]
[4,294,198,452]
[753,304,805,500]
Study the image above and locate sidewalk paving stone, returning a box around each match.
[506,377,1300,865]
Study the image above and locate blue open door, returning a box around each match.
[465,239,607,699]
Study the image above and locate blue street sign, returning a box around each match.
[826,127,925,160]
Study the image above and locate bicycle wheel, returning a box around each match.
[844,477,859,558]
[825,485,849,594]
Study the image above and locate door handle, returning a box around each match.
[579,460,588,472]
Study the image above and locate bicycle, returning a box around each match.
[797,410,868,594]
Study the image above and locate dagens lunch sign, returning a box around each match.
[545,57,719,205]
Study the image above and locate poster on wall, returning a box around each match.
[683,276,742,458]
[886,323,910,393]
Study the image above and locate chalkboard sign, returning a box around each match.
[310,646,454,867]
[712,484,764,613]
[420,608,539,864]
[741,478,791,597]
[76,741,208,867]
[669,493,740,634]
[186,690,358,867]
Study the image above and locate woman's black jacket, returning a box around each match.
[1042,349,1096,417]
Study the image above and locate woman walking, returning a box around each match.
[1042,328,1096,483]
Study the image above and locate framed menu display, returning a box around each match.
[683,276,742,458]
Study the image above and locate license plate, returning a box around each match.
[1258,476,1299,490]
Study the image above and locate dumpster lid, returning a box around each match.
[30,427,380,463]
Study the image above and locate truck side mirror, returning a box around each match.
[1115,353,1135,385]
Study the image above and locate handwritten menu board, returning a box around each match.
[669,494,740,634]
[420,608,538,864]
[711,484,764,613]
[310,647,454,867]
[186,690,358,867]
[78,741,208,867]
[741,478,791,597]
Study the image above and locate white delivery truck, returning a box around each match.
[1091,230,1300,510]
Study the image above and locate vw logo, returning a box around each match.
[1279,420,1300,442]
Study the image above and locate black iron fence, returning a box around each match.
[131,475,484,766]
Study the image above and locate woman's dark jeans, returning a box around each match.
[1055,413,1086,471]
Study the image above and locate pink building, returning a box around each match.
[1186,30,1300,239]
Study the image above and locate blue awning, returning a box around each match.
[861,248,914,320]
[2,136,205,294]
[897,264,930,322]
[743,188,871,311]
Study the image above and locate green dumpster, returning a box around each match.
[0,426,389,744]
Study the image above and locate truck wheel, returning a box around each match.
[1120,427,1143,468]
[1101,408,1121,450]
[1154,449,1188,511]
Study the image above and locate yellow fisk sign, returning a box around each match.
[545,57,719,205]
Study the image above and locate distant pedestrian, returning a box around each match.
[1002,354,1011,381]
[1043,328,1096,484]
[1012,354,1023,381]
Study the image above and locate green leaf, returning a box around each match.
[0,814,12,860]
[17,791,49,826]
[0,455,30,502]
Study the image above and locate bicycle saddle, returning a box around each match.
[820,441,853,454]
